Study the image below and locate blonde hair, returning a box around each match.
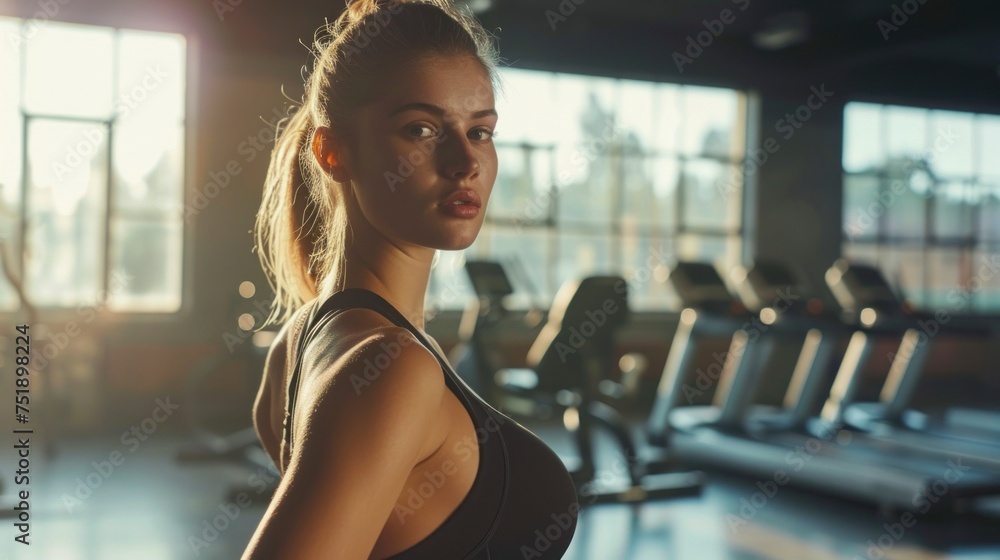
[253,0,503,329]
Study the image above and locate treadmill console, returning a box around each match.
[666,261,737,312]
[825,259,900,313]
[741,260,804,312]
[464,260,515,299]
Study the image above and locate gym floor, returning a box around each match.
[5,419,1000,560]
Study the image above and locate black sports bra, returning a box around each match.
[283,288,579,559]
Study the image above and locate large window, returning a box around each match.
[842,102,1000,311]
[0,17,186,312]
[428,69,748,311]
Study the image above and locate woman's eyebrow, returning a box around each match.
[388,102,497,119]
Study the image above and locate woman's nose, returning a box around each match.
[440,132,481,180]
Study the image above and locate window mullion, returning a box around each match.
[19,114,29,313]
[103,121,114,301]
[104,29,122,306]
[18,23,28,313]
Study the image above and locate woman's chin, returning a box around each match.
[432,230,482,252]
[437,239,477,252]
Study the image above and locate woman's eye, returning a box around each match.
[408,125,438,139]
[471,128,496,141]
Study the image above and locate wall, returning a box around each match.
[0,0,310,430]
[3,1,999,435]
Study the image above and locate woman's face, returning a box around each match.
[334,55,498,253]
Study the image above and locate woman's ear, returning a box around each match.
[312,126,351,183]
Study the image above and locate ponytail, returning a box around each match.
[254,107,315,328]
[254,99,355,330]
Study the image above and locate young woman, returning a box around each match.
[243,1,579,558]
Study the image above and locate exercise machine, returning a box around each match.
[821,259,1000,470]
[450,260,516,403]
[647,260,1000,513]
[495,275,704,504]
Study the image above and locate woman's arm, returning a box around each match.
[241,327,447,559]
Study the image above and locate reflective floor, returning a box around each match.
[3,423,1000,560]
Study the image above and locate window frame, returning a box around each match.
[0,16,191,320]
[841,100,1000,311]
[427,70,751,312]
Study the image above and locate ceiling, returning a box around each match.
[479,0,1000,84]
[226,0,1000,109]
[483,0,1000,67]
[2,0,998,110]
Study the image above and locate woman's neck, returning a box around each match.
[315,190,434,332]
[318,241,432,333]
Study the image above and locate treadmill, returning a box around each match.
[647,260,1000,512]
[646,261,755,444]
[450,260,517,402]
[820,260,1000,470]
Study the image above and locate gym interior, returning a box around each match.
[1,0,1000,558]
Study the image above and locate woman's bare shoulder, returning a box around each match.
[292,307,449,460]
[300,307,439,390]
[264,301,435,396]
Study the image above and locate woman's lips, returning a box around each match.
[440,188,482,208]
